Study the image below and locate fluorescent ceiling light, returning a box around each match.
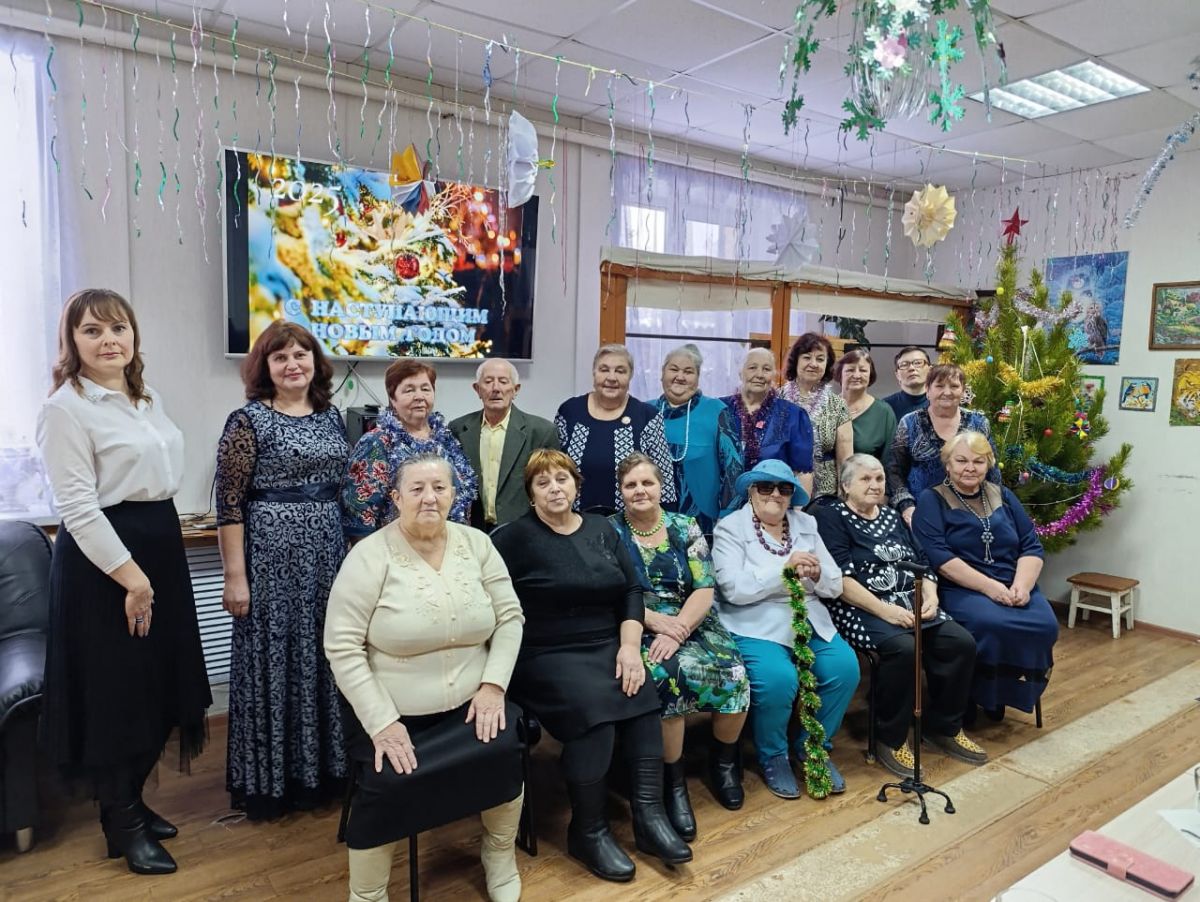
[970,61,1148,119]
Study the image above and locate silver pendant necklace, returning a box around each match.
[946,479,995,564]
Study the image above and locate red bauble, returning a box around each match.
[334,231,347,247]
[394,253,420,279]
[1043,428,1054,436]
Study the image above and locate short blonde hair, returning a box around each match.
[523,448,583,499]
[940,430,995,468]
[592,343,634,372]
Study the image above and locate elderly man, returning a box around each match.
[450,358,560,531]
[881,346,931,421]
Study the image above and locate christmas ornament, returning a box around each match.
[507,110,553,208]
[995,286,1005,296]
[1001,207,1028,245]
[1043,428,1054,437]
[997,402,1013,423]
[985,355,994,364]
[767,209,820,269]
[902,184,957,248]
[1070,413,1090,440]
[938,325,958,349]
[1103,476,1121,492]
[393,253,420,280]
[1018,470,1031,485]
[390,144,436,214]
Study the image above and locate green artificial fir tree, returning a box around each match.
[939,224,1132,553]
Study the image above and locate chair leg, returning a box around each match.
[865,654,879,763]
[409,834,419,902]
[1067,587,1079,628]
[1035,700,1043,729]
[337,764,358,843]
[15,827,33,853]
[516,722,537,857]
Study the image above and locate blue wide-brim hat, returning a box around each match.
[733,458,809,506]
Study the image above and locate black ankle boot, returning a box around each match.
[102,801,177,875]
[565,779,635,883]
[137,799,178,841]
[663,759,697,841]
[629,758,692,865]
[708,739,745,810]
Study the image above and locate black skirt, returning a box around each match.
[510,637,660,742]
[42,500,211,776]
[342,699,524,849]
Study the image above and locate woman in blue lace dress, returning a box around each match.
[216,322,349,819]
[340,359,478,537]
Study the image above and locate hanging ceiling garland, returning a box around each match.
[1122,110,1200,229]
[781,0,1005,139]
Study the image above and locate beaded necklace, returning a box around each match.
[945,479,995,564]
[664,396,692,463]
[624,509,665,538]
[729,390,776,467]
[752,513,791,557]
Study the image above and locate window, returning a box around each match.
[619,204,666,253]
[1,31,61,520]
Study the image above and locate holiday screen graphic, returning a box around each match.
[224,150,538,359]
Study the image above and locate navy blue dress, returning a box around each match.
[216,401,350,818]
[913,484,1058,713]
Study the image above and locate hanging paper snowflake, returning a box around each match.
[507,111,541,208]
[902,184,957,248]
[767,209,820,269]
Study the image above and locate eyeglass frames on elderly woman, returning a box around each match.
[752,482,796,498]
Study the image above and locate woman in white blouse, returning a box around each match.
[324,452,526,902]
[36,289,211,876]
[712,459,858,800]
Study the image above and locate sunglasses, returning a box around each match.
[752,482,796,497]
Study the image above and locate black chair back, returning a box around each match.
[0,522,51,640]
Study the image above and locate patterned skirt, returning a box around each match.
[642,596,750,718]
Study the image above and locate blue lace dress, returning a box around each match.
[216,401,349,819]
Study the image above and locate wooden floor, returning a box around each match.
[2,616,1197,902]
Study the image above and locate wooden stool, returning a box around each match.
[1067,572,1138,639]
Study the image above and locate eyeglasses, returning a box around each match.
[752,482,796,498]
[896,360,928,371]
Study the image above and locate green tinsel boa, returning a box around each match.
[783,565,833,799]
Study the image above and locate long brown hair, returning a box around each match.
[50,289,150,403]
[242,321,335,410]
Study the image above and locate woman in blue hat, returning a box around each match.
[711,459,858,798]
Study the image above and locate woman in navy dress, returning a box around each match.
[912,431,1059,719]
[216,321,349,818]
[556,344,676,513]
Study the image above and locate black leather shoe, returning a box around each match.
[708,739,745,810]
[629,758,692,866]
[662,760,697,842]
[565,780,635,882]
[137,799,178,841]
[102,801,177,875]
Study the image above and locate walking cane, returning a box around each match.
[876,560,955,824]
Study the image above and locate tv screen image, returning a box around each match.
[223,149,539,359]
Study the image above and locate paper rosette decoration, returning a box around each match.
[507,111,541,208]
[767,210,820,269]
[902,183,957,248]
[390,144,436,214]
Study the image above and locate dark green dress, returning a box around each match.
[610,512,750,718]
[850,397,898,463]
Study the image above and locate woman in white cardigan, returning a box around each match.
[325,452,526,902]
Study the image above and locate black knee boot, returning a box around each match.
[662,760,697,841]
[629,759,692,865]
[708,739,745,810]
[101,800,177,875]
[566,779,636,883]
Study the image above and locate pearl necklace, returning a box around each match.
[752,514,791,557]
[624,510,665,538]
[945,479,995,564]
[666,398,692,463]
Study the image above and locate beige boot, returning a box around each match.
[479,791,524,902]
[348,842,396,902]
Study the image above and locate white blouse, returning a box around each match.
[712,504,843,645]
[36,377,185,574]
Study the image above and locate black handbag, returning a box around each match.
[343,698,525,849]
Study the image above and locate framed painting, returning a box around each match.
[1045,251,1128,365]
[1149,281,1200,350]
[1169,359,1200,427]
[1076,375,1105,408]
[1118,377,1158,412]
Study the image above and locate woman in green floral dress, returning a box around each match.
[611,453,751,843]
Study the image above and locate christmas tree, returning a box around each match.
[939,226,1132,553]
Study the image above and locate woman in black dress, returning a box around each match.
[216,321,348,818]
[36,289,210,875]
[490,449,691,883]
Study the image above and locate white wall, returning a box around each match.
[925,156,1200,635]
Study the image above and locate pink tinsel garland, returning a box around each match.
[1034,468,1106,537]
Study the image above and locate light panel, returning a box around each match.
[971,60,1148,119]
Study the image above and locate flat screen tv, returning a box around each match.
[222,148,539,359]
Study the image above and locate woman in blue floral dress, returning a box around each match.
[610,453,750,842]
[340,359,478,537]
[216,322,348,819]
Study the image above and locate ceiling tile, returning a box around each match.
[936,121,1078,157]
[1103,34,1200,89]
[1020,141,1126,169]
[1096,126,1200,161]
[1165,84,1200,109]
[1024,0,1200,56]
[1037,90,1197,141]
[960,21,1082,93]
[690,0,856,40]
[429,0,616,40]
[990,0,1077,16]
[573,0,772,74]
[881,102,1023,144]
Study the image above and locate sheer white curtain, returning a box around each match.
[1,26,63,519]
[612,153,813,402]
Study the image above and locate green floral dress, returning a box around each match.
[610,512,750,718]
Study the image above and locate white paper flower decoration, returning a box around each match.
[767,209,820,269]
[902,183,957,248]
[507,111,540,208]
